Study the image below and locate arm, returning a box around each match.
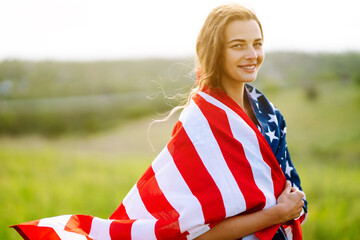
[195,181,304,240]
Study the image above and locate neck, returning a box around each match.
[222,81,246,109]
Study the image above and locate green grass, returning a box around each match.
[266,82,360,239]
[1,83,360,239]
[300,162,360,239]
[1,146,151,240]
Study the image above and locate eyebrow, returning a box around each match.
[228,38,263,44]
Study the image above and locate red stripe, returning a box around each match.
[11,221,61,240]
[11,226,31,240]
[155,220,187,240]
[200,86,259,134]
[64,215,93,240]
[171,121,183,137]
[200,87,286,198]
[193,94,266,212]
[167,122,226,224]
[292,219,303,240]
[109,220,135,240]
[254,223,281,240]
[299,212,306,224]
[136,166,182,239]
[110,202,130,220]
[258,139,285,197]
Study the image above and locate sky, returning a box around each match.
[1,0,359,61]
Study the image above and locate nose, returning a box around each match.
[245,46,257,60]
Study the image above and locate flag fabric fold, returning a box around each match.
[11,85,307,240]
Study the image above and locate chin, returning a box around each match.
[239,74,258,83]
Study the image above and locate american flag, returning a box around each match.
[11,85,307,240]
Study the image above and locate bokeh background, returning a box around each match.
[1,0,359,239]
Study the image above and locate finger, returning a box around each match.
[300,191,305,199]
[291,189,305,200]
[292,208,303,220]
[293,189,305,198]
[284,180,292,192]
[297,191,305,199]
[297,208,304,217]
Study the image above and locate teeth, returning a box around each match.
[242,65,256,70]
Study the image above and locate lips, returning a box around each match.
[238,64,257,72]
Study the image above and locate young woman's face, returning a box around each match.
[221,20,264,87]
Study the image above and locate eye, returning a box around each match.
[232,44,244,49]
[254,42,263,47]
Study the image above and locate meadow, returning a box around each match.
[1,53,360,239]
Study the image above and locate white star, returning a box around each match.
[265,127,279,143]
[249,88,262,101]
[281,126,287,136]
[268,114,278,126]
[285,161,294,177]
[270,102,277,111]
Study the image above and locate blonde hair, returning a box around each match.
[149,4,263,148]
[196,3,263,90]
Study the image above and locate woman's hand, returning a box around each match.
[195,180,305,240]
[274,180,304,224]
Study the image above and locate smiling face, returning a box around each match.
[221,20,264,88]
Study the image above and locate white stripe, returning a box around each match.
[228,111,276,208]
[198,91,276,209]
[89,217,113,240]
[152,147,208,236]
[38,215,87,240]
[285,226,293,240]
[301,211,308,224]
[122,183,155,220]
[180,99,246,217]
[131,219,157,240]
[186,225,211,240]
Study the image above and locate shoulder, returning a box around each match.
[245,84,278,112]
[245,84,286,128]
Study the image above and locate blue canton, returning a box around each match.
[245,84,308,213]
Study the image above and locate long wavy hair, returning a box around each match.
[149,4,263,147]
[196,3,263,90]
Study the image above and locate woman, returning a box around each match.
[12,4,307,240]
[192,4,308,239]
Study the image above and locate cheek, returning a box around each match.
[224,51,236,68]
[222,50,233,70]
[224,50,238,65]
[257,50,264,65]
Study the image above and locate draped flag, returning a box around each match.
[11,86,306,240]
